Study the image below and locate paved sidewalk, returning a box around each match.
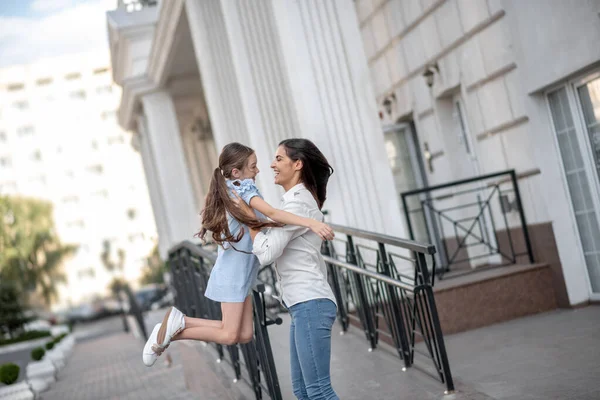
[41,305,600,399]
[43,331,200,400]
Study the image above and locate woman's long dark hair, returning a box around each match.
[196,143,281,246]
[279,139,333,209]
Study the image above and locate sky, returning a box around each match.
[0,0,115,68]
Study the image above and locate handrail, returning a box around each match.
[328,223,436,254]
[399,169,515,196]
[322,255,414,291]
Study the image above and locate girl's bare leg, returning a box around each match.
[183,316,222,329]
[172,295,253,345]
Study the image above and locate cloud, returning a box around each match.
[0,0,114,68]
[30,0,73,12]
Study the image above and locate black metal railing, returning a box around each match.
[166,224,455,394]
[401,170,534,279]
[168,241,282,400]
[322,224,454,393]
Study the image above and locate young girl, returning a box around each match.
[142,142,334,366]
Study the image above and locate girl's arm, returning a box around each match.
[248,197,334,241]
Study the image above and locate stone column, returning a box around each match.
[135,117,170,258]
[139,90,198,257]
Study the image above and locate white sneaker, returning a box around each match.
[142,307,186,367]
[142,323,162,367]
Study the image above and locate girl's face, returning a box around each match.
[233,152,259,181]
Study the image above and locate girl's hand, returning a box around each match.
[232,192,255,218]
[310,221,335,241]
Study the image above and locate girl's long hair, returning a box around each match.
[279,139,333,210]
[196,143,281,246]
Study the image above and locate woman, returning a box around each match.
[244,139,339,400]
[142,142,333,367]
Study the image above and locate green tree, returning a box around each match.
[0,283,28,338]
[0,196,76,307]
[139,244,167,285]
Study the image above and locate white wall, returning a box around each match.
[503,0,600,305]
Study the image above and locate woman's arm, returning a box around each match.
[248,197,333,241]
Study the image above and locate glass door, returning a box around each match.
[547,73,600,296]
[574,74,600,294]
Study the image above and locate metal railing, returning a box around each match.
[167,223,455,394]
[322,224,454,393]
[168,241,282,400]
[401,169,534,279]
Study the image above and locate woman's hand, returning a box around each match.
[309,220,335,241]
[231,192,256,219]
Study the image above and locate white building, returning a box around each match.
[0,52,157,309]
[106,0,600,309]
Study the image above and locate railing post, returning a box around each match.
[401,194,416,241]
[510,170,535,264]
[346,235,378,350]
[415,253,454,392]
[252,287,283,400]
[322,241,349,332]
[377,243,411,368]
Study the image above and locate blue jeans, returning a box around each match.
[288,299,339,400]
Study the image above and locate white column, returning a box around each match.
[140,90,199,255]
[135,118,170,259]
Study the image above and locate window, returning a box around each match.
[69,90,86,100]
[126,208,137,220]
[12,101,29,110]
[36,78,53,86]
[65,170,74,178]
[91,140,99,150]
[17,126,34,137]
[31,150,42,161]
[128,232,145,242]
[7,83,24,92]
[62,195,79,204]
[0,157,12,167]
[65,72,81,81]
[67,219,85,228]
[92,189,108,199]
[87,164,103,174]
[93,67,109,75]
[107,135,124,145]
[0,132,6,142]
[101,110,117,121]
[96,85,112,95]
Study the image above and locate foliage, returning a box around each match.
[0,330,51,347]
[31,347,45,361]
[0,196,77,306]
[45,341,54,350]
[0,363,19,385]
[0,283,28,338]
[139,245,168,285]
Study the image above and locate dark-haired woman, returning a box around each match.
[245,139,340,400]
[142,142,333,367]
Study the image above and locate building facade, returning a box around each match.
[0,52,157,309]
[106,0,600,307]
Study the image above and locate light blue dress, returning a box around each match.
[204,179,264,303]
